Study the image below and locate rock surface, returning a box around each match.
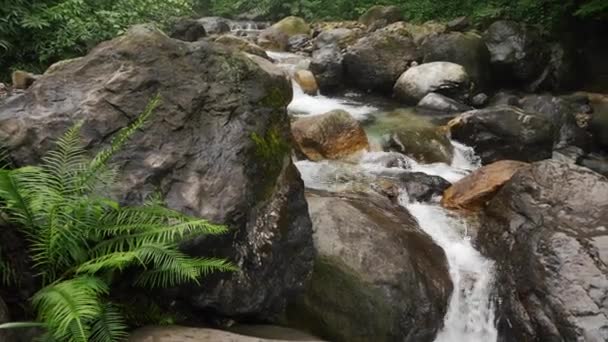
[479,160,608,341]
[449,106,554,164]
[417,93,471,113]
[129,326,322,342]
[11,70,38,90]
[344,30,419,93]
[0,25,314,319]
[376,172,451,203]
[422,32,491,90]
[197,17,232,35]
[313,28,360,50]
[394,62,471,104]
[379,21,446,45]
[294,70,319,96]
[441,160,528,210]
[484,20,546,85]
[291,190,452,342]
[215,35,269,59]
[309,45,344,94]
[291,110,369,161]
[169,19,207,42]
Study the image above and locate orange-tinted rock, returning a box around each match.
[442,160,529,210]
[294,70,319,95]
[291,109,369,161]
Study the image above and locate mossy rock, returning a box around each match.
[369,109,454,164]
[215,35,269,59]
[358,6,402,28]
[272,16,311,37]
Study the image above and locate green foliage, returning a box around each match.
[0,95,235,341]
[251,126,290,198]
[0,0,195,80]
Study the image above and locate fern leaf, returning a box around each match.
[32,276,107,342]
[89,303,128,342]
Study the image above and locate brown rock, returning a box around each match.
[215,34,269,59]
[291,110,369,161]
[11,70,38,89]
[294,70,319,95]
[129,326,322,342]
[441,160,529,210]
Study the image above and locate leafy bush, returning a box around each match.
[0,0,194,80]
[0,95,234,341]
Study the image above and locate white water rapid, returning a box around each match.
[272,50,498,341]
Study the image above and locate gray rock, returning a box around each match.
[0,25,313,319]
[169,18,207,42]
[471,93,488,107]
[579,153,608,177]
[309,45,343,94]
[449,106,555,164]
[417,92,472,113]
[528,42,578,92]
[313,28,358,50]
[479,160,608,341]
[129,325,322,342]
[394,62,471,104]
[484,20,547,85]
[287,34,311,53]
[446,16,470,32]
[393,172,451,202]
[422,32,491,91]
[358,5,403,30]
[291,190,452,342]
[197,16,232,35]
[344,30,419,93]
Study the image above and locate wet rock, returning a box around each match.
[214,35,269,59]
[344,30,419,93]
[358,5,402,30]
[168,18,207,42]
[446,16,470,32]
[360,151,412,169]
[484,20,547,85]
[479,160,608,341]
[519,94,592,150]
[552,146,585,164]
[197,17,231,35]
[291,110,369,161]
[313,28,360,50]
[471,93,488,107]
[449,106,554,164]
[291,190,452,342]
[293,70,319,95]
[309,45,343,94]
[417,93,472,113]
[129,326,322,342]
[487,91,520,106]
[11,70,38,90]
[0,24,313,319]
[528,42,578,92]
[379,110,454,164]
[379,21,446,45]
[379,172,451,203]
[287,34,311,53]
[421,32,491,91]
[441,160,528,210]
[394,62,471,104]
[588,93,608,150]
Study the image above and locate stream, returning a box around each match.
[270,51,499,342]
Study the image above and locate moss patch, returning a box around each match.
[251,125,290,199]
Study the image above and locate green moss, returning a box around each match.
[287,256,395,342]
[262,86,291,109]
[251,125,290,199]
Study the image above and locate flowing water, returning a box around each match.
[271,51,498,342]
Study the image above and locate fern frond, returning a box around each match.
[33,276,107,342]
[0,246,15,285]
[89,303,128,342]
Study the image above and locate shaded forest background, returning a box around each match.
[1,0,607,79]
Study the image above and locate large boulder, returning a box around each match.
[394,62,471,104]
[290,190,452,342]
[313,28,360,50]
[479,160,608,341]
[417,93,472,113]
[421,32,491,91]
[374,172,451,203]
[358,5,403,30]
[197,17,232,35]
[344,30,419,93]
[484,20,547,85]
[271,16,311,37]
[441,160,528,210]
[257,28,289,51]
[130,326,322,341]
[309,45,344,94]
[291,110,369,161]
[0,25,314,319]
[449,106,555,164]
